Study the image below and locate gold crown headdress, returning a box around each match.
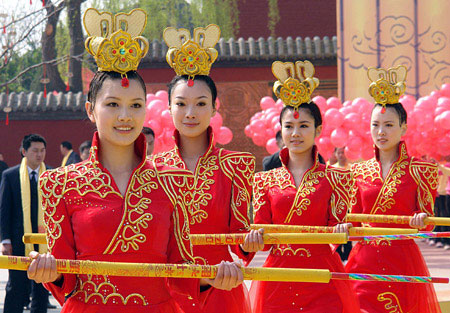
[272,60,320,118]
[163,24,220,86]
[367,65,407,113]
[83,8,149,88]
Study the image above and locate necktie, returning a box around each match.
[30,171,37,184]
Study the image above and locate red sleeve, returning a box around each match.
[252,171,273,252]
[221,153,256,263]
[326,167,357,227]
[39,169,77,305]
[411,160,439,232]
[166,204,201,301]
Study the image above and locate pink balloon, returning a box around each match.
[147,99,166,118]
[265,128,275,139]
[273,123,281,133]
[244,125,253,137]
[155,90,168,102]
[327,97,342,109]
[250,119,266,134]
[339,106,353,115]
[441,84,450,98]
[145,119,162,135]
[438,111,450,130]
[330,128,349,148]
[266,138,279,154]
[215,98,221,110]
[344,146,360,161]
[343,112,361,129]
[437,97,450,109]
[275,99,284,109]
[400,95,416,112]
[252,133,265,146]
[324,108,344,128]
[318,136,333,151]
[271,116,280,128]
[352,97,371,113]
[217,127,233,145]
[146,94,157,105]
[347,134,364,151]
[260,96,276,110]
[342,100,352,107]
[361,145,374,160]
[313,96,327,111]
[210,114,223,130]
[161,110,173,127]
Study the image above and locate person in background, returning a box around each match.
[262,130,284,171]
[78,140,92,161]
[59,141,81,166]
[0,153,8,178]
[331,147,353,262]
[431,156,450,249]
[142,127,155,156]
[0,134,50,313]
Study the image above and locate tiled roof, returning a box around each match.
[142,35,337,64]
[0,36,337,117]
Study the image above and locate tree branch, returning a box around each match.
[0,51,86,89]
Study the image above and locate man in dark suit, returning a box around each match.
[262,130,284,171]
[0,134,49,313]
[60,141,81,166]
[0,153,8,178]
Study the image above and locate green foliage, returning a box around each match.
[55,21,70,82]
[1,46,43,93]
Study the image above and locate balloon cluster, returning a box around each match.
[246,83,450,160]
[244,97,284,155]
[144,90,233,154]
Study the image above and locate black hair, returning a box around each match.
[279,102,323,127]
[79,140,92,153]
[61,141,72,150]
[275,130,282,142]
[372,103,407,125]
[22,134,46,151]
[87,71,147,110]
[167,75,217,108]
[142,127,155,137]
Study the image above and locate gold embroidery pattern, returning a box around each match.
[104,168,158,254]
[370,145,409,215]
[73,274,148,306]
[152,148,185,169]
[285,163,324,223]
[410,159,439,216]
[253,167,295,214]
[154,166,198,265]
[154,149,218,225]
[220,152,255,230]
[272,244,311,257]
[40,168,66,251]
[352,158,382,183]
[326,167,357,223]
[377,292,404,313]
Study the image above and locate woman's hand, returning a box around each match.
[240,228,264,253]
[334,223,353,234]
[27,251,62,284]
[200,261,243,291]
[409,213,427,229]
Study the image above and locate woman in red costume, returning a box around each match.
[345,65,440,313]
[26,9,245,313]
[251,60,360,313]
[152,25,264,313]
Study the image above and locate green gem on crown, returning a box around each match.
[120,48,126,55]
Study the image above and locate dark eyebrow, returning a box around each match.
[105,96,144,101]
[298,120,311,123]
[175,96,208,99]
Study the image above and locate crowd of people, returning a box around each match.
[0,7,448,313]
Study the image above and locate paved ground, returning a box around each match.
[0,240,448,312]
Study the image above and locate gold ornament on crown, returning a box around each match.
[163,24,220,86]
[83,8,149,87]
[367,65,407,107]
[272,60,320,113]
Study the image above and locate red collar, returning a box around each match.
[172,126,216,159]
[374,141,408,162]
[89,131,147,169]
[279,145,319,169]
